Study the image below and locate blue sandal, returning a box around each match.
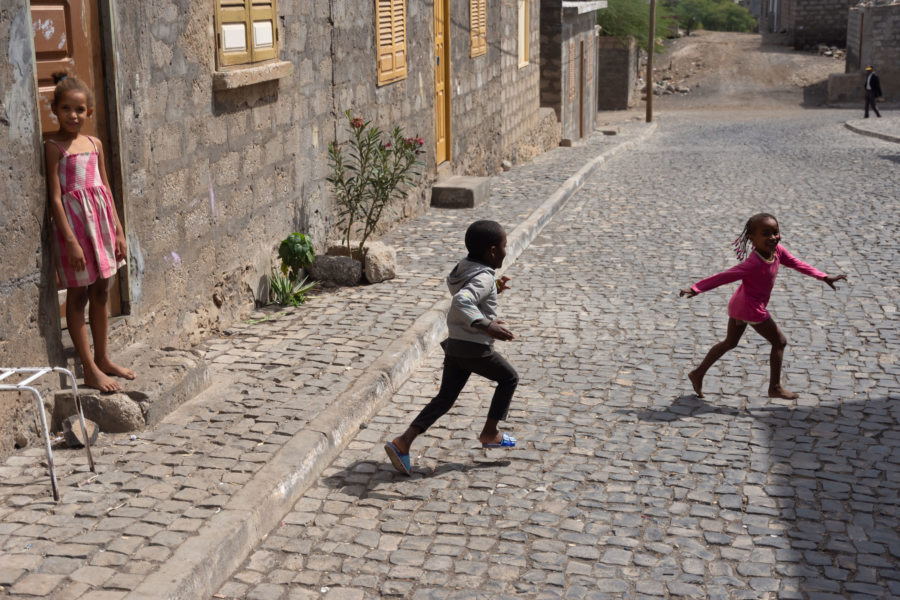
[482,432,516,448]
[384,442,411,475]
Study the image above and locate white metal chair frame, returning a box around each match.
[0,367,96,501]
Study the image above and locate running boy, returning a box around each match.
[385,220,519,475]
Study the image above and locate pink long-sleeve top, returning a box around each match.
[691,244,827,323]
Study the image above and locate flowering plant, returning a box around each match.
[327,110,425,257]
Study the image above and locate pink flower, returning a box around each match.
[350,117,364,129]
[416,137,424,146]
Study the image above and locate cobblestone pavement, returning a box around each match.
[0,123,652,599]
[215,109,900,599]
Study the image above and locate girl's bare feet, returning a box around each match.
[84,365,122,392]
[688,370,704,398]
[96,358,136,380]
[390,437,411,455]
[479,431,504,446]
[768,386,797,400]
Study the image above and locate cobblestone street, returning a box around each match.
[216,109,900,599]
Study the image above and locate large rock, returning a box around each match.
[363,241,397,283]
[310,255,363,286]
[53,391,145,433]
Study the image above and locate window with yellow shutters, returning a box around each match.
[377,0,408,85]
[216,0,278,68]
[470,0,486,58]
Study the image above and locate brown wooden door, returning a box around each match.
[31,0,122,320]
[434,0,451,164]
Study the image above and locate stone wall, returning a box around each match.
[596,36,638,111]
[0,0,551,456]
[847,4,900,103]
[541,2,601,142]
[792,0,856,49]
[499,0,545,164]
[0,2,66,457]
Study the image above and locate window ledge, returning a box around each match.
[562,1,607,14]
[213,60,293,91]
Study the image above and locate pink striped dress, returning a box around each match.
[50,137,119,288]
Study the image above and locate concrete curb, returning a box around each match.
[844,120,900,144]
[125,121,658,600]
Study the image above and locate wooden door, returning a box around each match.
[31,0,122,321]
[434,0,451,164]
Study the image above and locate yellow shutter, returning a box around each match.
[377,0,407,85]
[250,0,277,62]
[470,0,486,58]
[217,0,251,67]
[518,0,529,66]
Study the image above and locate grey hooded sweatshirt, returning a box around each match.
[446,257,498,347]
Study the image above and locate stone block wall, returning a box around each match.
[792,0,856,49]
[0,2,65,457]
[540,2,600,142]
[499,0,545,164]
[849,4,900,100]
[596,36,638,110]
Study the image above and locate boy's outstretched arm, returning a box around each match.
[823,274,847,290]
[496,276,511,293]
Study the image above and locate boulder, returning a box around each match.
[310,255,363,286]
[53,391,145,433]
[363,241,397,283]
[62,415,100,448]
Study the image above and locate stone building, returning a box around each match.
[540,0,606,143]
[828,2,900,105]
[0,0,554,456]
[759,0,857,48]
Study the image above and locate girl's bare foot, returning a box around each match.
[96,358,136,380]
[768,386,797,400]
[688,370,704,398]
[84,365,122,392]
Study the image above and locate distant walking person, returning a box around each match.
[864,65,882,119]
[680,213,846,400]
[384,220,518,476]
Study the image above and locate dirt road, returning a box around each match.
[650,30,846,110]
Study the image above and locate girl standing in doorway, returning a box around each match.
[45,71,134,392]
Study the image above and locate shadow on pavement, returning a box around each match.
[632,394,900,597]
[321,458,512,497]
[879,154,900,165]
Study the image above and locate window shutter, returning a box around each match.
[377,0,407,85]
[470,0,486,57]
[217,0,251,67]
[250,0,277,62]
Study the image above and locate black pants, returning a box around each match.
[865,90,881,118]
[411,343,518,432]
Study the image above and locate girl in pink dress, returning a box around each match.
[46,72,134,392]
[680,213,845,399]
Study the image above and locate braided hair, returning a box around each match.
[732,213,777,261]
[51,71,94,109]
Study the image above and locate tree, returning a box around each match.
[597,0,674,52]
[669,0,757,34]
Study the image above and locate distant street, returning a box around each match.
[215,109,900,599]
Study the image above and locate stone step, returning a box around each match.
[430,175,491,209]
[53,343,210,433]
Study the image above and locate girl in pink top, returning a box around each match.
[680,213,845,399]
[46,72,134,392]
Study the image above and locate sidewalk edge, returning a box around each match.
[844,121,900,144]
[124,122,658,600]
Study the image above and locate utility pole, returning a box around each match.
[646,0,656,122]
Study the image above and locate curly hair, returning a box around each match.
[51,71,94,109]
